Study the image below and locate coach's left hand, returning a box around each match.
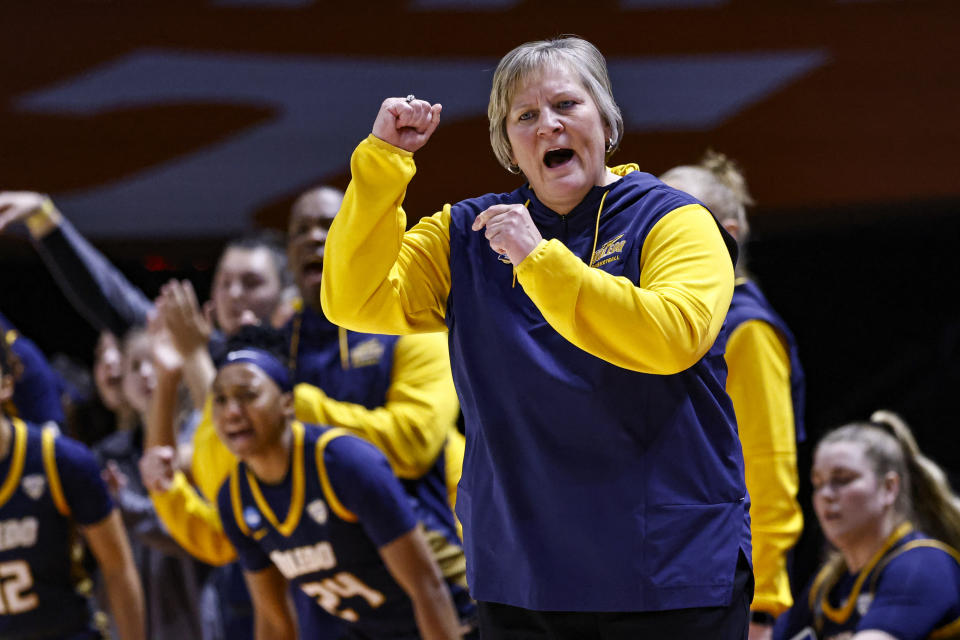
[472,203,543,265]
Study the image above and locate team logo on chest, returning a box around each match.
[349,338,385,368]
[591,233,626,267]
[21,474,46,501]
[307,499,328,525]
[855,593,873,616]
[244,506,263,529]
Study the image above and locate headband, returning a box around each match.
[222,348,293,392]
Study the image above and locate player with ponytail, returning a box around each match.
[775,411,960,640]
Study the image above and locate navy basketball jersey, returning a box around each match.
[777,523,960,639]
[0,418,113,638]
[218,421,474,639]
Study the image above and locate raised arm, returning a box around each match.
[150,280,217,411]
[321,98,451,334]
[142,367,238,565]
[141,322,238,565]
[0,191,151,335]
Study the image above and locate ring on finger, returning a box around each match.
[405,94,415,103]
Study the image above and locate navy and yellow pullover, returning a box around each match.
[0,418,113,638]
[321,135,750,611]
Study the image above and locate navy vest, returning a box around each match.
[445,171,749,611]
[718,280,806,443]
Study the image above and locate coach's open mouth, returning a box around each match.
[543,148,574,168]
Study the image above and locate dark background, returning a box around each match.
[2,0,959,595]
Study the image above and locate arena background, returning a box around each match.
[2,0,959,596]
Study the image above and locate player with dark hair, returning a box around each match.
[0,310,64,427]
[211,326,475,639]
[0,332,145,639]
[775,411,960,640]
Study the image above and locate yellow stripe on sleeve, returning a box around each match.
[0,419,28,509]
[41,425,70,517]
[315,428,358,523]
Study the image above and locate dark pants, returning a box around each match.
[478,551,753,640]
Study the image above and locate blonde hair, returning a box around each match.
[488,36,624,173]
[815,410,960,585]
[659,150,754,232]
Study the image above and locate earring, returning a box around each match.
[507,163,521,175]
[605,137,615,153]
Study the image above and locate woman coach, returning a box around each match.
[321,36,752,638]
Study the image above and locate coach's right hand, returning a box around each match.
[371,97,442,153]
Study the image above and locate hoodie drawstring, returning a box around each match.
[588,190,610,268]
[512,191,609,288]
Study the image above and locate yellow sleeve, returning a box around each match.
[514,205,734,374]
[320,134,451,334]
[292,331,459,480]
[725,319,802,617]
[444,429,465,540]
[149,397,240,566]
[149,471,237,566]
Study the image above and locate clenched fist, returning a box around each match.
[472,204,543,266]
[371,97,443,153]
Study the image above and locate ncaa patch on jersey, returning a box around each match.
[307,499,328,525]
[244,506,262,529]
[21,474,46,500]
